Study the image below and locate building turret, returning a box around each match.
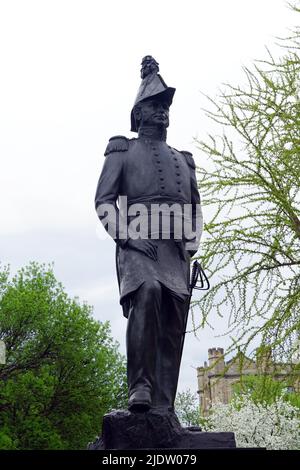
[208,347,225,374]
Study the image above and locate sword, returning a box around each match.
[178,260,210,374]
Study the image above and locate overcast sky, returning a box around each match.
[0,0,296,394]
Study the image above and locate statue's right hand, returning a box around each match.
[126,239,158,261]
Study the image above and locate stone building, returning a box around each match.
[197,347,299,415]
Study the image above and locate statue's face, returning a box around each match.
[136,98,170,129]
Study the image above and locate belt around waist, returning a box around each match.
[126,198,188,208]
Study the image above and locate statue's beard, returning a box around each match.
[149,116,169,128]
[140,117,169,129]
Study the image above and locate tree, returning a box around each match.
[193,5,300,361]
[233,374,300,408]
[0,262,127,450]
[175,389,201,427]
[203,393,300,450]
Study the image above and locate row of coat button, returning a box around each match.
[151,145,165,194]
[169,146,182,193]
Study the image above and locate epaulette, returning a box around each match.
[104,135,129,156]
[181,150,196,169]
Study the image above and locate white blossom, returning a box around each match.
[203,394,300,450]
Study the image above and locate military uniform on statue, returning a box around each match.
[90,56,237,450]
[95,56,202,413]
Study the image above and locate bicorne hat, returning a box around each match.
[130,56,176,132]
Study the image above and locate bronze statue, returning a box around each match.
[95,56,203,413]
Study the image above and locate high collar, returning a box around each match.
[138,126,167,142]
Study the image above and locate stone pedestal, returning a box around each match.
[88,409,236,450]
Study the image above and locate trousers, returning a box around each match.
[126,280,189,410]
